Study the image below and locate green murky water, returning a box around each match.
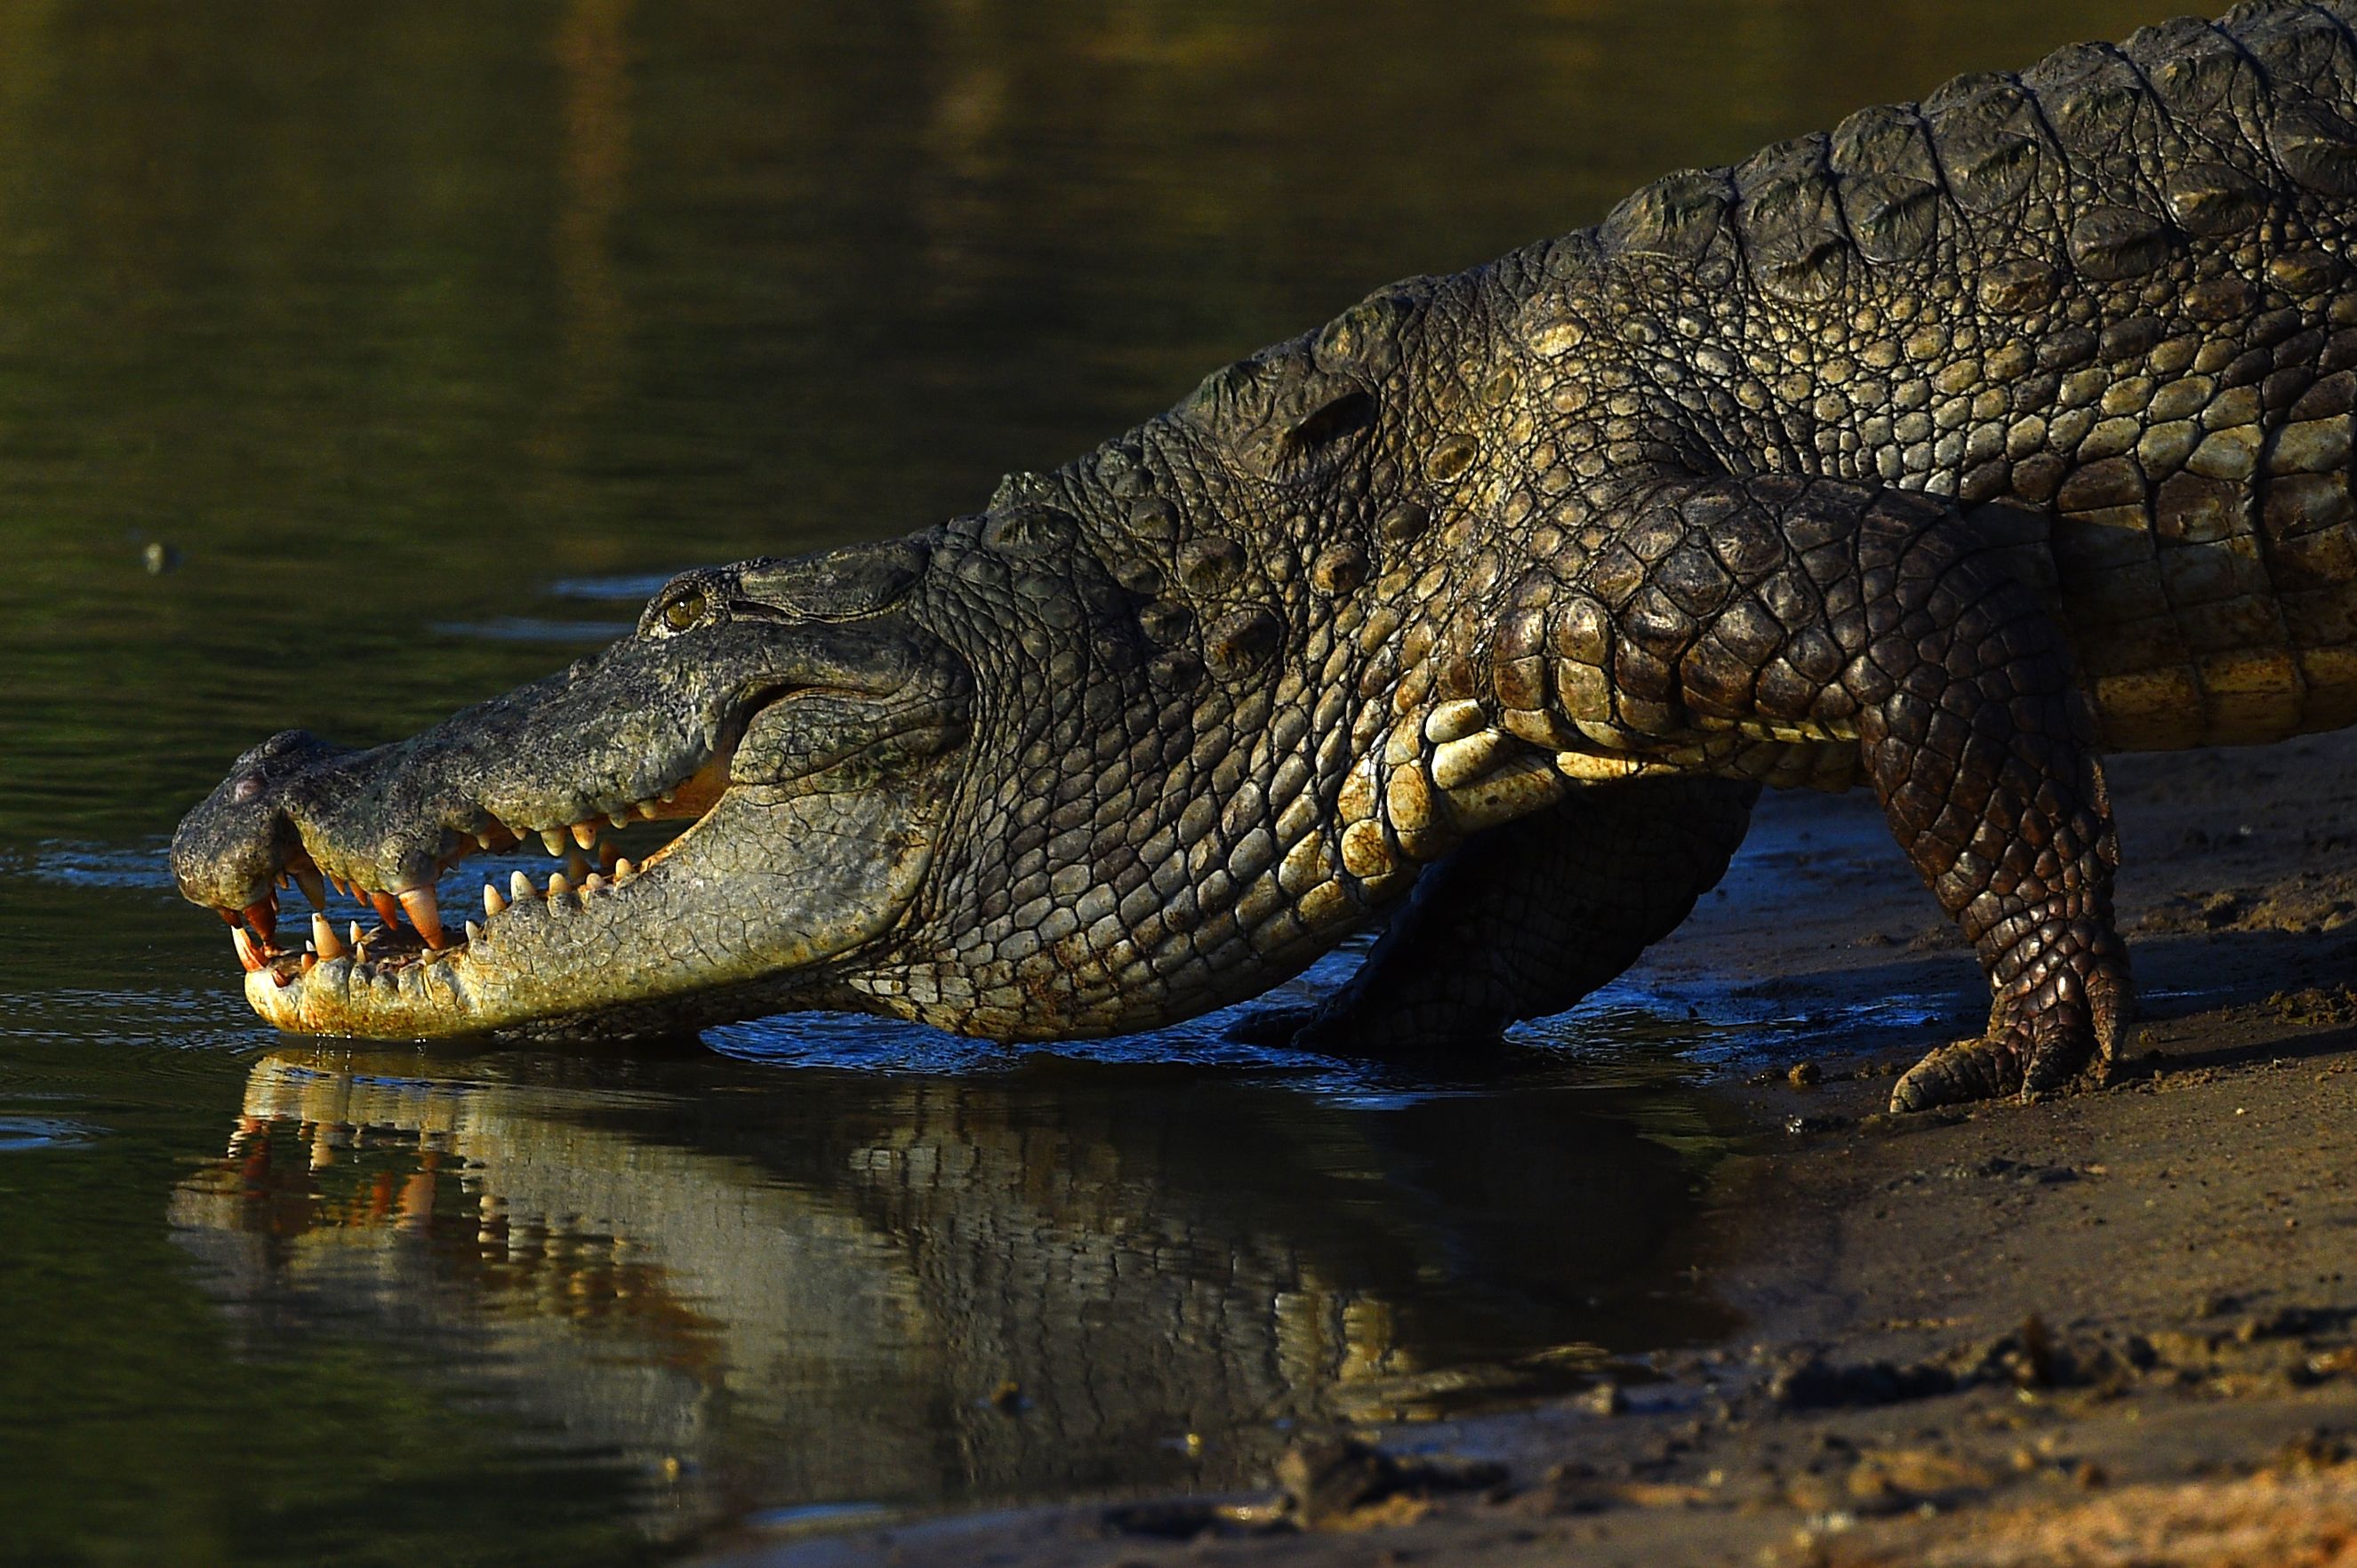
[0,1,2153,1561]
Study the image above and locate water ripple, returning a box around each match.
[9,840,174,889]
[429,617,633,644]
[0,1116,100,1151]
[544,573,677,602]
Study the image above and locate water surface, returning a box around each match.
[0,0,2157,1561]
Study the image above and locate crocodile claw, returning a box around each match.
[1224,1003,1324,1050]
[1890,1007,2112,1114]
[1890,1036,2025,1114]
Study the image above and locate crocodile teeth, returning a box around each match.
[607,809,630,829]
[565,849,594,884]
[613,856,635,880]
[484,882,507,917]
[634,800,658,819]
[570,821,598,850]
[231,927,263,972]
[242,898,277,944]
[582,873,605,894]
[293,866,327,909]
[399,886,448,948]
[347,920,365,951]
[510,870,535,903]
[547,872,572,900]
[540,828,567,856]
[465,920,484,946]
[370,890,403,927]
[312,914,347,960]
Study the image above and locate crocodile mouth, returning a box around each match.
[220,724,747,999]
[180,676,959,1041]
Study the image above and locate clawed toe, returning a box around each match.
[1223,1003,1321,1049]
[1890,1036,2024,1113]
[1889,1012,2108,1113]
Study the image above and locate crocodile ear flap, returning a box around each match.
[1285,389,1376,453]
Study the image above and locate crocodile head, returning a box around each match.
[172,536,978,1040]
[171,474,1387,1041]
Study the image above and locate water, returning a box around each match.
[0,0,2156,1561]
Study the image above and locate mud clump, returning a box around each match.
[2269,985,2357,1027]
[1274,1436,1508,1530]
[1830,1461,2357,1566]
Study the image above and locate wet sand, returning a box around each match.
[711,730,2357,1567]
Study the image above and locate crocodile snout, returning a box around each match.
[170,729,356,956]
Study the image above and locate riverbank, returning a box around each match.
[716,729,2357,1567]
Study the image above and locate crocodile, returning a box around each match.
[172,0,2357,1111]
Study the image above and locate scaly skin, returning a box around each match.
[174,2,2357,1111]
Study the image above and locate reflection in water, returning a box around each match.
[169,1045,1732,1534]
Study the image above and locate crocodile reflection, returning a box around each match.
[169,1044,1733,1529]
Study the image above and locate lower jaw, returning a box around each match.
[245,954,486,1039]
[240,952,854,1044]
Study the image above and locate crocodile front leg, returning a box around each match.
[1853,514,2131,1112]
[1235,777,1757,1055]
[1489,471,2129,1111]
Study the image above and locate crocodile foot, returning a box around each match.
[1889,1005,2114,1114]
[1223,1003,1324,1050]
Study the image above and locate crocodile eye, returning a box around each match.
[661,588,707,632]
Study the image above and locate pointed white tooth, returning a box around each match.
[571,821,598,850]
[635,800,658,819]
[231,927,262,972]
[541,828,567,856]
[313,914,348,961]
[547,872,572,900]
[614,856,635,880]
[398,886,449,948]
[465,920,484,946]
[347,921,365,949]
[510,870,535,902]
[293,867,327,909]
[582,873,605,894]
[608,809,630,829]
[484,882,507,917]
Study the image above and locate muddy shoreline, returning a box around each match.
[709,731,2357,1567]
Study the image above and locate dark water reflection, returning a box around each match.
[0,0,2160,1560]
[167,1045,1731,1542]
